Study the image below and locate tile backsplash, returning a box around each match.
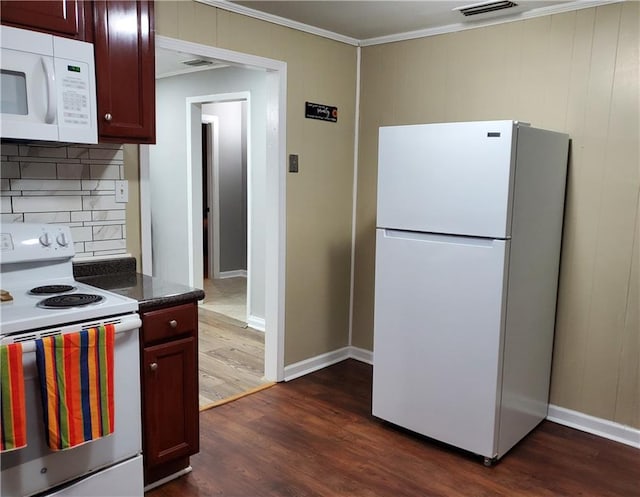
[1,142,128,259]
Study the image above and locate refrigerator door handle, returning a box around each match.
[382,229,500,247]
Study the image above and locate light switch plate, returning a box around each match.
[289,154,299,173]
[115,180,129,203]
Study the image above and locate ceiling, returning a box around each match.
[228,0,585,42]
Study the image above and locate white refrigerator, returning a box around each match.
[372,120,569,464]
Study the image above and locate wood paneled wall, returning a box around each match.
[352,2,639,427]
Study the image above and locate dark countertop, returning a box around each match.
[75,258,204,311]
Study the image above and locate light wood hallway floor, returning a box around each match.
[198,278,270,408]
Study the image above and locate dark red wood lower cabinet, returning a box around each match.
[141,303,199,485]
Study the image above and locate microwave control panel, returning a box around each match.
[55,59,91,127]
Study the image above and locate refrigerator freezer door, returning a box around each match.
[377,120,516,239]
[372,229,509,458]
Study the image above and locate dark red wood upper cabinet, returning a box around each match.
[93,0,156,143]
[0,0,92,40]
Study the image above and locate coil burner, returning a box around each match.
[29,285,76,295]
[37,293,104,309]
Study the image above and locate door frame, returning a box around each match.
[201,116,220,280]
[140,35,287,382]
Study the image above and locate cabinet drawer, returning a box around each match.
[142,303,197,343]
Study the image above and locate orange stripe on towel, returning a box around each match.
[1,343,27,452]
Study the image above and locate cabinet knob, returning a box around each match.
[169,320,178,328]
[149,362,158,371]
[104,113,113,122]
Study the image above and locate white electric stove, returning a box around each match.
[0,223,138,335]
[0,223,144,497]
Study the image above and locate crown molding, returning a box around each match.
[195,0,360,46]
[195,0,623,48]
[360,0,622,46]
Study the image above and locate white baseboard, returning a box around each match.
[284,347,351,381]
[283,346,640,449]
[284,346,371,381]
[246,315,265,332]
[217,270,247,279]
[349,346,373,364]
[547,404,640,449]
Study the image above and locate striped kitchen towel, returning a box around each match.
[0,342,27,452]
[35,324,115,451]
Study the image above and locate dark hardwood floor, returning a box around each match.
[147,360,639,497]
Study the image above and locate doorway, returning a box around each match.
[140,36,286,388]
[200,98,249,326]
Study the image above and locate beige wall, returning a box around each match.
[153,1,357,365]
[352,2,639,428]
[123,144,141,265]
[353,2,640,427]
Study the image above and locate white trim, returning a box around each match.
[217,269,247,279]
[359,0,620,46]
[247,315,266,332]
[263,66,287,382]
[284,347,351,381]
[143,466,192,492]
[349,346,373,365]
[207,116,221,280]
[285,347,640,450]
[142,35,287,382]
[244,96,253,334]
[195,0,359,46]
[347,46,361,348]
[195,0,618,47]
[284,346,372,381]
[547,404,640,449]
[185,99,197,287]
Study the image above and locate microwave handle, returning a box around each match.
[41,57,57,124]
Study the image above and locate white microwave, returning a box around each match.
[0,25,97,144]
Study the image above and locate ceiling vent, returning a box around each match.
[182,59,214,67]
[455,1,518,17]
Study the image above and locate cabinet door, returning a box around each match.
[0,0,91,40]
[143,336,199,467]
[93,0,156,143]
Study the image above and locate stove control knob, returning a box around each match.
[39,233,52,247]
[57,233,69,247]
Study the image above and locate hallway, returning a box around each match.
[200,277,246,323]
[198,278,269,409]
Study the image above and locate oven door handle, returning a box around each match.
[115,314,142,332]
[15,315,141,354]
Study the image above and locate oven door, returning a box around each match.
[1,315,142,497]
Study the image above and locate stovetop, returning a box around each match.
[0,223,138,336]
[0,277,138,336]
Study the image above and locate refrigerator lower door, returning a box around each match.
[372,229,509,458]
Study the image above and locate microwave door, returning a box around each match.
[1,48,58,141]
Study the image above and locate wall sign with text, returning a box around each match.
[305,102,338,123]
